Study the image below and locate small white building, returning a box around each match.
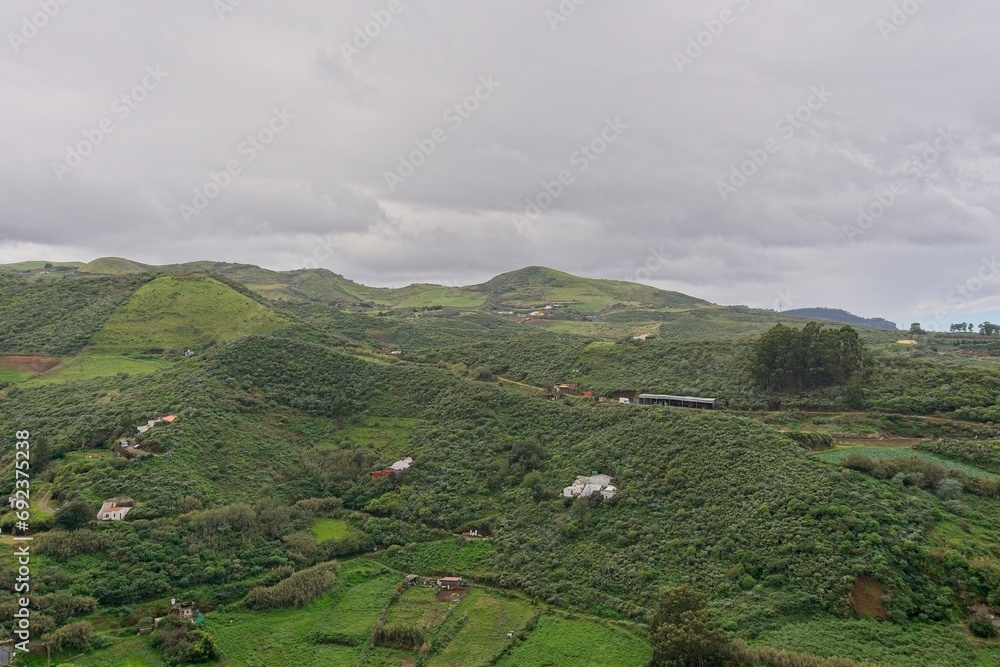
[563,474,617,499]
[390,457,413,472]
[97,497,136,521]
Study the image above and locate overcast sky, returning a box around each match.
[2,0,998,329]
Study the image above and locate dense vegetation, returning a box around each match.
[0,273,147,354]
[750,323,868,393]
[2,265,1000,665]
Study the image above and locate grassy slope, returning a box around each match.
[20,354,169,386]
[818,447,1000,480]
[0,273,146,355]
[0,260,85,270]
[471,266,713,313]
[78,256,151,274]
[497,615,651,667]
[88,274,290,353]
[427,590,537,667]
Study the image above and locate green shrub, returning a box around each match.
[969,617,998,639]
[246,561,339,609]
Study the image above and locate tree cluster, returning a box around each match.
[750,323,867,392]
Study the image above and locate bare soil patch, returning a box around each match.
[851,575,888,620]
[436,586,471,603]
[0,355,61,373]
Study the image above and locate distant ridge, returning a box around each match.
[782,307,897,331]
[471,266,713,312]
[1,258,716,315]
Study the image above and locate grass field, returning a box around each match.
[89,274,290,353]
[340,417,424,459]
[377,539,496,580]
[0,260,85,271]
[58,636,167,667]
[0,370,34,383]
[427,590,536,667]
[536,319,666,339]
[19,354,169,386]
[817,446,1000,480]
[753,618,980,667]
[389,284,487,310]
[385,586,452,630]
[206,562,398,665]
[497,615,651,666]
[312,518,356,543]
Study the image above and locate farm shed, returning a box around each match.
[438,577,467,590]
[637,394,717,409]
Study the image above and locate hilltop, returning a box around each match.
[3,258,899,331]
[470,266,712,313]
[783,307,897,331]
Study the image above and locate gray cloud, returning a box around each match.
[2,0,999,328]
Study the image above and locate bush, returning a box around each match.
[54,498,94,531]
[150,623,220,664]
[373,621,425,649]
[44,621,94,653]
[934,478,964,501]
[246,561,339,609]
[648,586,730,667]
[969,617,998,639]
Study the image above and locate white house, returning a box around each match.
[390,457,413,472]
[563,474,617,499]
[97,497,136,521]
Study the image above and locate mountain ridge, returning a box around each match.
[1,257,897,328]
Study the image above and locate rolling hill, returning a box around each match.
[1,259,1000,666]
[783,307,897,331]
[88,273,292,353]
[471,266,713,313]
[2,258,718,315]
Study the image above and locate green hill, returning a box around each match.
[38,258,716,314]
[78,256,151,274]
[0,273,148,355]
[88,274,291,353]
[3,259,1000,666]
[471,266,714,313]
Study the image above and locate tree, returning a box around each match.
[979,322,1000,336]
[909,322,924,334]
[649,586,730,667]
[750,323,867,392]
[508,440,544,475]
[54,497,94,531]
